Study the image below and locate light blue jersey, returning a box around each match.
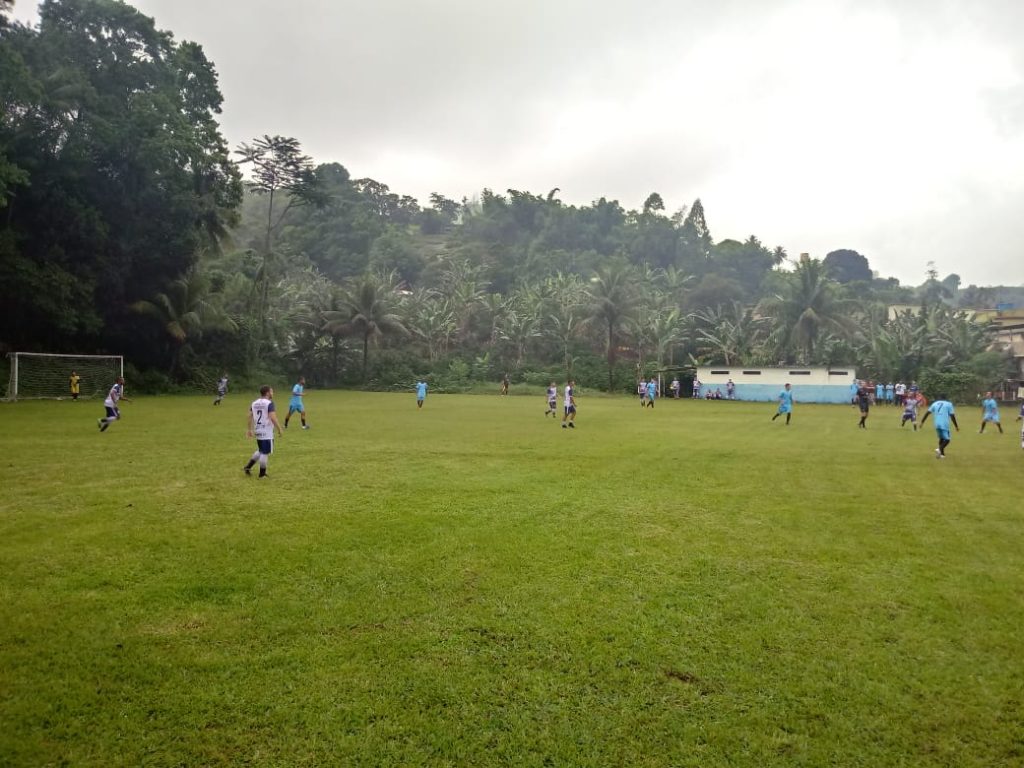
[416,381,427,400]
[646,381,656,399]
[289,382,304,411]
[982,397,999,422]
[928,399,955,431]
[778,389,793,413]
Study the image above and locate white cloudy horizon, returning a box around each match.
[9,0,1024,287]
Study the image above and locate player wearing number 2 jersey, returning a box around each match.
[244,385,283,478]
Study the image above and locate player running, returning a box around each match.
[562,379,576,429]
[284,376,309,429]
[415,380,427,409]
[544,381,558,417]
[900,391,921,431]
[645,378,657,408]
[213,372,229,406]
[244,385,283,478]
[920,393,959,459]
[979,391,1003,434]
[856,383,871,429]
[771,383,793,425]
[97,377,130,432]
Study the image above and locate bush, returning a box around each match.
[917,368,979,404]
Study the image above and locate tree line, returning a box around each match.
[0,0,1016,396]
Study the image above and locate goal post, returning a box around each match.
[4,352,124,401]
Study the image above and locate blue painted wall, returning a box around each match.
[697,383,853,404]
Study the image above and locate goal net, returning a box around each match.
[4,353,124,401]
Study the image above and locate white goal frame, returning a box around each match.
[4,352,124,401]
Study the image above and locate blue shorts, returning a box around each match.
[983,413,1000,423]
[778,404,792,414]
[105,406,120,419]
[256,438,274,455]
[288,401,304,414]
[936,428,951,441]
[564,405,576,415]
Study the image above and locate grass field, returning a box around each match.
[2,391,1023,767]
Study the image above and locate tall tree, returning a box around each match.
[586,262,637,391]
[322,273,409,381]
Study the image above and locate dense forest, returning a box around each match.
[1,0,1019,396]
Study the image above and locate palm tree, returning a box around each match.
[322,274,409,381]
[131,265,236,377]
[759,258,855,363]
[586,262,637,391]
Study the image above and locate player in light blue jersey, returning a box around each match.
[771,383,794,425]
[284,376,308,429]
[920,393,959,459]
[978,392,1003,434]
[645,378,657,408]
[415,380,427,409]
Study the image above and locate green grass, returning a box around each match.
[2,392,1023,767]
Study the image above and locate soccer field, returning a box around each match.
[1,392,1022,766]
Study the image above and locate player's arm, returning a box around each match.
[950,414,959,431]
[919,411,930,427]
[246,411,255,438]
[269,410,283,437]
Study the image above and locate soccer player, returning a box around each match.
[561,379,576,429]
[244,385,283,478]
[771,382,793,425]
[284,376,309,429]
[213,372,229,406]
[415,379,427,409]
[638,377,647,406]
[920,393,959,459]
[646,377,657,408]
[671,377,680,399]
[856,383,871,429]
[900,391,921,431]
[726,378,735,400]
[692,377,701,399]
[97,376,130,432]
[978,391,1003,434]
[501,373,510,395]
[69,370,81,400]
[544,381,557,417]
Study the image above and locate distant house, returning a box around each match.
[976,306,1024,396]
[696,366,857,404]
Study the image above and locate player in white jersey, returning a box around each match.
[213,372,229,405]
[561,380,576,429]
[544,382,558,417]
[97,377,130,432]
[244,385,283,478]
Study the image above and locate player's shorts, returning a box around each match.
[548,399,557,409]
[256,438,274,455]
[564,405,576,415]
[778,404,792,414]
[902,411,916,421]
[105,406,120,419]
[859,404,870,414]
[288,401,304,413]
[936,428,951,441]
[983,413,1000,423]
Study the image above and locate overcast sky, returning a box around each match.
[11,0,1024,286]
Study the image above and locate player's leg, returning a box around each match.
[299,406,308,429]
[244,447,260,475]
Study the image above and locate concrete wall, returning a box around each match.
[695,366,857,404]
